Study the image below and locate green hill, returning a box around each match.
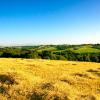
[74,46,100,53]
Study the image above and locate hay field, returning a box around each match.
[0,58,100,100]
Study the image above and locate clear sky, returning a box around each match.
[0,0,100,46]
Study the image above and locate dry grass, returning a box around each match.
[0,58,100,100]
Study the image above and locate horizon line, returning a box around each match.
[0,43,100,47]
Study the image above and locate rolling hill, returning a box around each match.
[0,44,100,62]
[74,46,100,53]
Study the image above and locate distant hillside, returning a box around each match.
[0,44,100,62]
[74,46,100,53]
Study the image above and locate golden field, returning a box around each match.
[0,58,100,100]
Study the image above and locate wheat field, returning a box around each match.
[0,58,100,100]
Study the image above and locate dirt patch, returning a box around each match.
[41,82,54,90]
[73,73,91,79]
[87,69,100,77]
[27,89,47,100]
[72,64,77,65]
[98,68,100,70]
[28,89,70,100]
[60,79,74,85]
[87,69,98,73]
[0,74,16,85]
[77,94,96,100]
[0,86,6,94]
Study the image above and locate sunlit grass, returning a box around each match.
[74,46,100,53]
[0,58,100,100]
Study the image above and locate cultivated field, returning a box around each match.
[0,58,100,100]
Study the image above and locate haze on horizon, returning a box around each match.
[0,0,100,46]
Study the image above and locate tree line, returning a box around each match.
[0,47,100,62]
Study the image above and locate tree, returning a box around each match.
[41,50,51,59]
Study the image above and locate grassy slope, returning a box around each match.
[74,46,100,53]
[37,47,57,52]
[48,46,100,54]
[0,58,100,100]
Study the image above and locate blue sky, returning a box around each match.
[0,0,100,46]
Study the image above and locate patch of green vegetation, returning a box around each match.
[74,46,100,53]
[37,47,57,52]
[0,44,100,62]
